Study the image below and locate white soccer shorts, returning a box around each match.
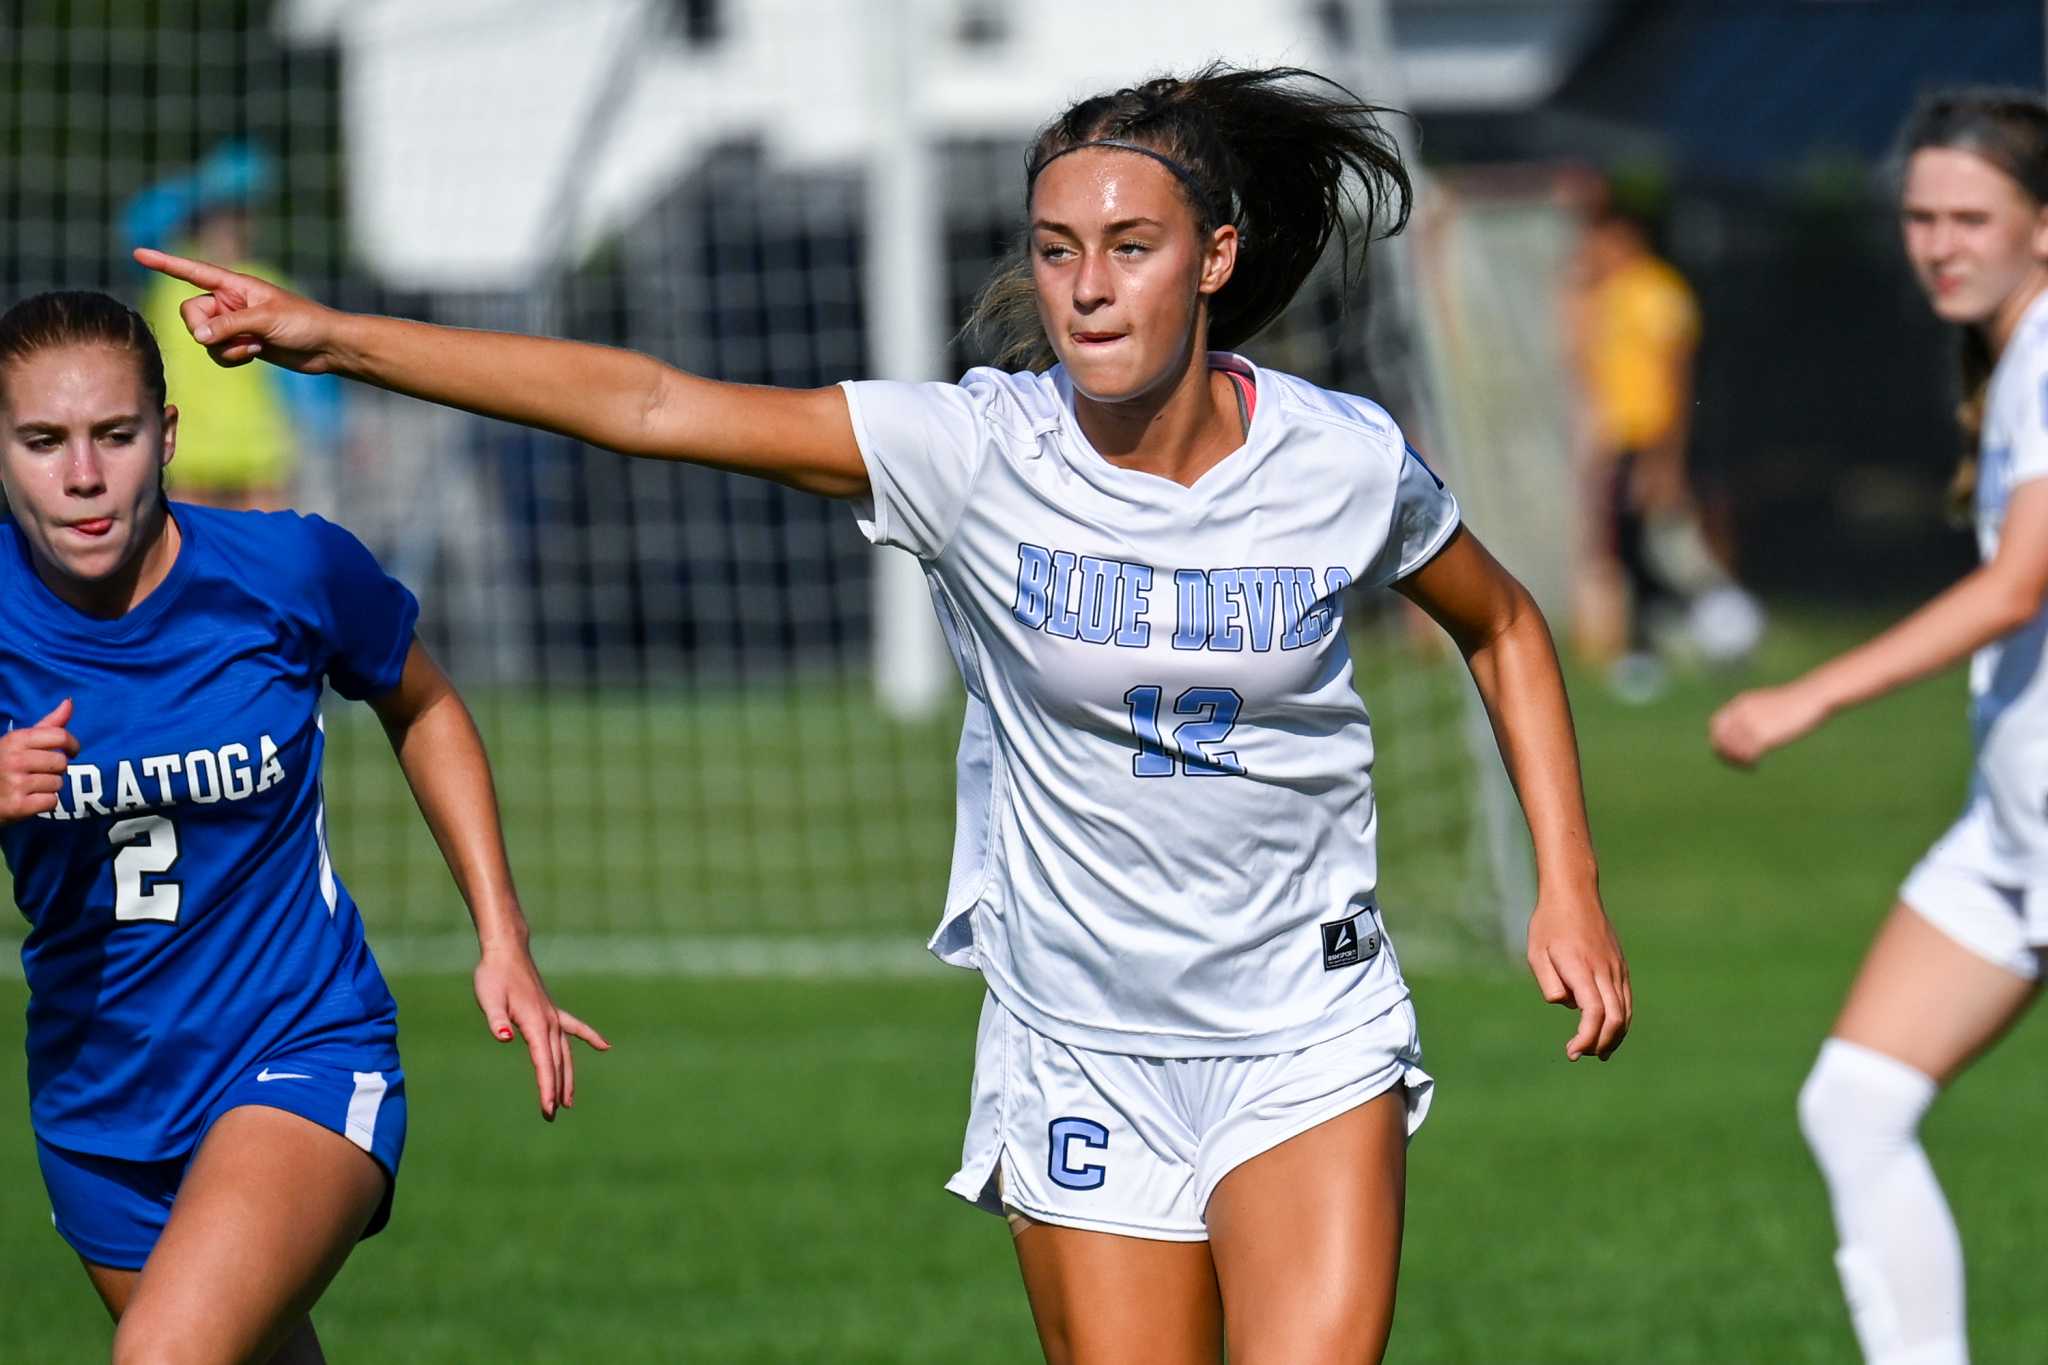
[946,990,1433,1241]
[1901,797,2048,980]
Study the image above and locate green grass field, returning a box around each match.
[5,615,2047,1361]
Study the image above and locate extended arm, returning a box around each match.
[369,639,610,1118]
[134,248,868,498]
[1396,528,1631,1060]
[1711,478,2048,767]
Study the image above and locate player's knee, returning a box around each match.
[1795,1049,1842,1154]
[1227,1297,1393,1365]
[1228,1324,1389,1365]
[1798,1038,1936,1178]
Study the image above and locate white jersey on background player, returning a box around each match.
[1713,96,2048,1365]
[1903,286,2048,970]
[845,352,1454,1232]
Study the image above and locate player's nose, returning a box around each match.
[62,443,107,496]
[1073,249,1113,308]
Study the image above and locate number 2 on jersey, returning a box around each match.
[1123,685,1245,777]
[108,815,182,923]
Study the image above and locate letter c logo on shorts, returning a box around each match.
[1048,1117,1109,1191]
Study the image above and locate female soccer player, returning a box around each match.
[142,65,1629,1365]
[0,290,607,1365]
[1712,91,2048,1365]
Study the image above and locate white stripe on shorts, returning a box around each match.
[344,1071,388,1153]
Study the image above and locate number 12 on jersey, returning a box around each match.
[1123,686,1245,777]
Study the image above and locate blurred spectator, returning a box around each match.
[1565,189,1761,699]
[122,142,342,512]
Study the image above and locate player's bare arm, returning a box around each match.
[1397,526,1631,1061]
[368,637,611,1120]
[1711,477,2048,768]
[133,247,870,499]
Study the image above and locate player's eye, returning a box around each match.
[1036,242,1074,262]
[1113,240,1151,256]
[103,429,135,446]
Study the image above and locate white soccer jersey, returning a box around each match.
[1969,288,2048,878]
[844,354,1460,1057]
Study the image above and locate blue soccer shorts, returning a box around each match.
[36,1056,406,1271]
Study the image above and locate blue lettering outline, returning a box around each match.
[1048,1117,1109,1191]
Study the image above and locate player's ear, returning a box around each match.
[2031,202,2048,260]
[1197,223,1239,297]
[159,403,177,475]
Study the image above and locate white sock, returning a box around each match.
[1798,1039,1968,1365]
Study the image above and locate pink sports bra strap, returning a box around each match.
[1222,367,1256,423]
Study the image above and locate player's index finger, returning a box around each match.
[525,1029,557,1109]
[11,725,77,754]
[132,247,234,291]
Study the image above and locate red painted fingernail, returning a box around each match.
[496,1027,513,1040]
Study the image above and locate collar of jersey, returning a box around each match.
[1045,351,1270,502]
[6,502,201,641]
[2004,285,2048,370]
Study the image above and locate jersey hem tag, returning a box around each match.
[1319,905,1381,972]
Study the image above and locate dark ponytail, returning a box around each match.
[1895,89,2048,519]
[966,63,1412,371]
[0,290,167,411]
[1952,326,1997,518]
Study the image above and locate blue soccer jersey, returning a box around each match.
[0,503,417,1160]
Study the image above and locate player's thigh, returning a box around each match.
[1011,1218,1223,1365]
[87,1260,321,1365]
[1832,902,2040,1084]
[1204,1088,1407,1365]
[112,1105,386,1365]
[82,1259,139,1321]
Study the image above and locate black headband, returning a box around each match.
[1026,139,1226,227]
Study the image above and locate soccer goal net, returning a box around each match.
[0,0,1552,974]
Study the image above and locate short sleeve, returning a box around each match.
[840,378,993,559]
[298,515,420,700]
[1364,443,1462,589]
